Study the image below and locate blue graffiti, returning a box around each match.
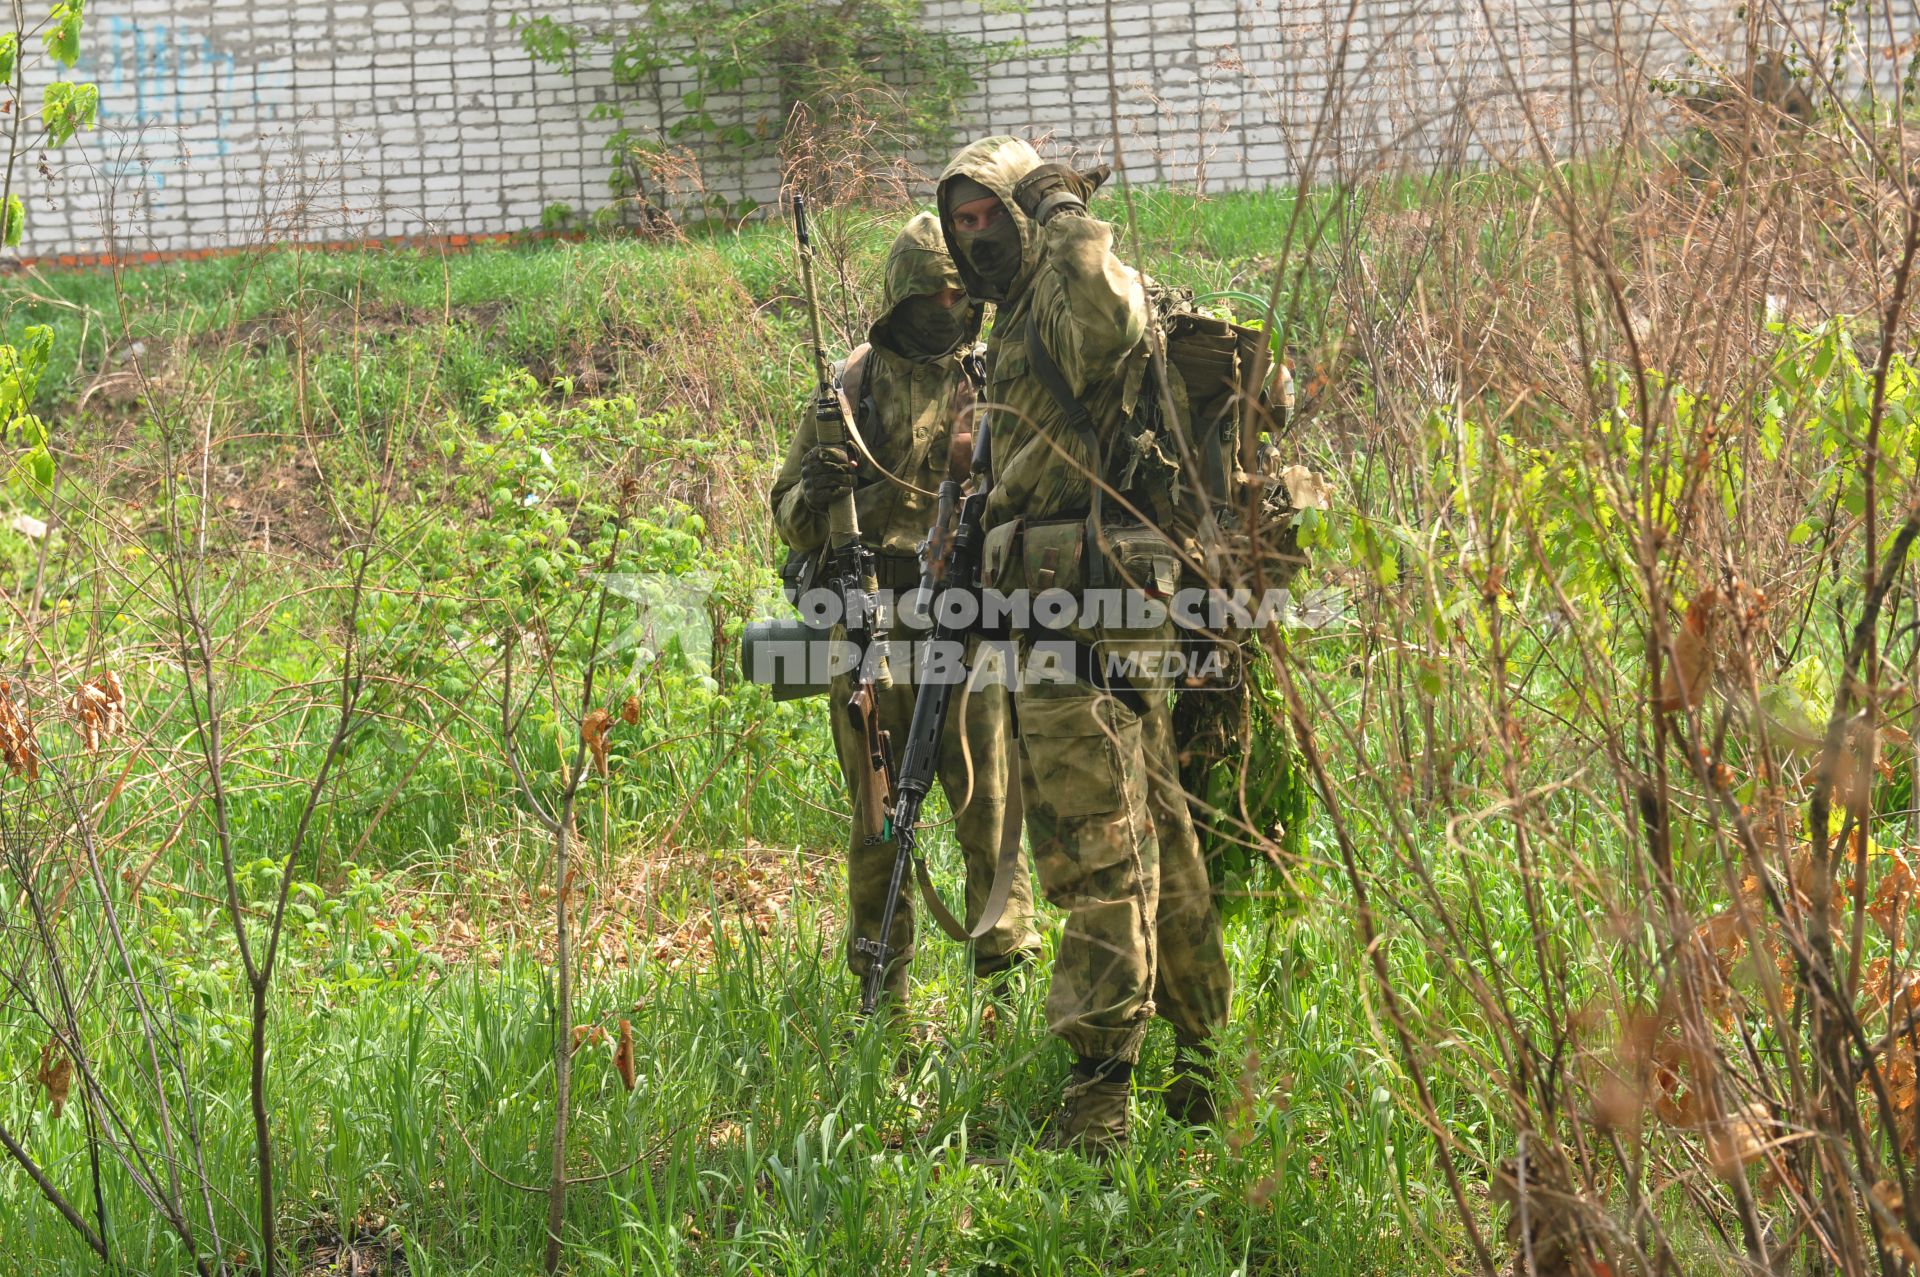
[89,17,291,188]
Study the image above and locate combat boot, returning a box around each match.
[1163,1042,1218,1128]
[1045,1059,1132,1159]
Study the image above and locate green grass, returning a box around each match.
[0,189,1490,1274]
[5,862,1471,1274]
[3,187,1332,418]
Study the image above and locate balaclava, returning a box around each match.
[888,293,969,360]
[945,175,1022,299]
[869,211,981,362]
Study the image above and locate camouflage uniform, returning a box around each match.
[936,138,1232,1070]
[770,213,1040,1003]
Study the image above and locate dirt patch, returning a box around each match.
[88,439,340,564]
[529,318,656,399]
[145,298,518,369]
[529,344,623,398]
[295,1216,407,1276]
[414,840,833,973]
[187,301,447,355]
[457,298,511,335]
[207,452,337,560]
[70,336,180,442]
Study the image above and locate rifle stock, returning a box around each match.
[792,194,862,547]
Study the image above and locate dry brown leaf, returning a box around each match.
[66,670,128,753]
[1652,1038,1710,1129]
[1277,464,1330,511]
[620,695,640,725]
[1693,910,1748,975]
[1871,855,1918,940]
[1888,1044,1918,1111]
[1875,1031,1920,1156]
[571,1023,607,1054]
[615,1018,636,1091]
[1880,725,1914,782]
[581,708,613,776]
[1875,1181,1920,1263]
[1659,587,1720,713]
[1586,1071,1644,1137]
[1876,1178,1906,1215]
[1687,908,1760,1028]
[1758,1159,1804,1200]
[36,1039,71,1118]
[1491,1149,1614,1277]
[1706,1101,1772,1178]
[0,679,39,780]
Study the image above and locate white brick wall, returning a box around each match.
[16,0,1913,256]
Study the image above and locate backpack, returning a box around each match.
[1025,290,1313,895]
[1022,287,1302,586]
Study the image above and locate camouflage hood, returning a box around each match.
[868,211,981,357]
[936,136,1045,305]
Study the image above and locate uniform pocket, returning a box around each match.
[984,342,1030,403]
[1022,519,1086,596]
[981,518,1022,590]
[1102,524,1179,599]
[1017,691,1138,819]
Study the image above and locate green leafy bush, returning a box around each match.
[519,0,1019,218]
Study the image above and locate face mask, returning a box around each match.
[953,215,1022,297]
[889,294,968,360]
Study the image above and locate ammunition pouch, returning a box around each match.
[991,517,1178,608]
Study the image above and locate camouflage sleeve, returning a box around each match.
[770,402,827,552]
[1029,213,1147,395]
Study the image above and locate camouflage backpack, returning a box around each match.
[1024,288,1314,894]
[1020,287,1305,583]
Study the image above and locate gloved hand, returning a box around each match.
[1012,163,1113,223]
[800,443,856,512]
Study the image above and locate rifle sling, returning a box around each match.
[909,640,1146,944]
[833,368,939,500]
[912,772,1023,944]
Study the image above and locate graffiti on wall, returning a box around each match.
[87,18,293,189]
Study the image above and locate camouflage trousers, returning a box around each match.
[989,521,1234,1063]
[1015,670,1232,1061]
[828,638,1041,1003]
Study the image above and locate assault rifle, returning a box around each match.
[860,416,1021,1015]
[792,193,896,870]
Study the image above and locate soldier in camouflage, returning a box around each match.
[936,137,1233,1155]
[771,212,1041,1012]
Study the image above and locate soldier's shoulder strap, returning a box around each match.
[839,342,874,420]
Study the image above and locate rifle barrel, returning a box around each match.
[791,193,859,546]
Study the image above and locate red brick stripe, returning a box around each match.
[17,226,595,272]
